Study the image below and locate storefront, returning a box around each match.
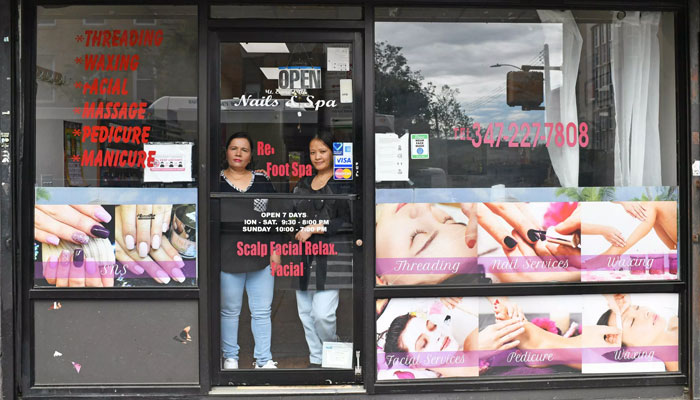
[1,1,699,398]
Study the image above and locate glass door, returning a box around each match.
[209,31,363,386]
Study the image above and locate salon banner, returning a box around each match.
[375,187,678,285]
[375,294,679,380]
[33,187,197,287]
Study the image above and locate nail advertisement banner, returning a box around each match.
[34,187,197,288]
[375,294,679,381]
[375,187,678,285]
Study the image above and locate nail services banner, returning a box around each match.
[375,294,679,380]
[374,187,678,285]
[34,187,197,288]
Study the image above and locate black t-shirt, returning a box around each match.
[219,171,277,274]
[290,175,352,290]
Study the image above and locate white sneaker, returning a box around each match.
[223,358,238,370]
[254,360,278,369]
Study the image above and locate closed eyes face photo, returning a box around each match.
[376,203,473,260]
[401,316,459,354]
[226,138,251,169]
[607,305,666,347]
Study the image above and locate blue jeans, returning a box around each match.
[221,267,274,365]
[295,289,339,364]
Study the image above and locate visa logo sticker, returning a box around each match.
[333,142,353,180]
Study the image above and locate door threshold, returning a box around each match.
[210,385,366,396]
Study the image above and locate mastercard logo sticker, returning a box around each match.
[334,168,353,180]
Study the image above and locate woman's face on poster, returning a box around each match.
[376,203,474,260]
[226,137,252,170]
[402,315,459,354]
[609,305,667,347]
[309,138,332,172]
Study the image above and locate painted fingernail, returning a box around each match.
[47,255,58,269]
[59,249,71,262]
[467,239,476,249]
[46,235,60,246]
[173,255,185,268]
[527,229,542,242]
[504,236,517,249]
[152,234,161,250]
[156,270,171,284]
[162,222,169,233]
[90,225,110,239]
[171,268,186,283]
[73,248,84,267]
[72,232,89,244]
[85,258,97,274]
[132,264,145,275]
[125,235,135,250]
[138,242,149,258]
[94,208,112,223]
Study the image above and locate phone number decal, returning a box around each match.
[453,122,589,148]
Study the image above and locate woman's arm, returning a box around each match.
[601,204,656,256]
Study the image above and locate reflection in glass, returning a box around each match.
[374,9,676,189]
[36,6,198,187]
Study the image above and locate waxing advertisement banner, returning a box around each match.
[376,294,679,380]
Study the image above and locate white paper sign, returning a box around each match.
[327,47,350,71]
[693,160,700,177]
[321,342,353,369]
[375,133,409,182]
[339,79,352,103]
[143,142,193,183]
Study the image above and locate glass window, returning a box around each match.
[376,293,679,380]
[34,6,199,288]
[211,5,362,20]
[374,8,680,286]
[216,42,355,193]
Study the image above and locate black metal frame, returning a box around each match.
[2,0,696,398]
[206,28,365,386]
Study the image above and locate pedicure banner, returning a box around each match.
[34,187,197,287]
[375,189,678,285]
[375,294,679,381]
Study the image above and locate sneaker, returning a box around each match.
[223,358,238,370]
[254,360,278,369]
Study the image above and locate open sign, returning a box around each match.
[278,67,322,90]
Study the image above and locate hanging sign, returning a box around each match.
[278,66,322,90]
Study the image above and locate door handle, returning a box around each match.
[355,239,363,247]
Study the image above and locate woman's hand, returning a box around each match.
[295,228,313,242]
[115,206,185,284]
[615,201,648,221]
[35,205,111,245]
[478,319,524,351]
[43,248,111,287]
[439,297,462,310]
[600,226,626,247]
[491,298,524,321]
[484,202,542,245]
[582,325,622,348]
[117,205,172,258]
[459,203,478,249]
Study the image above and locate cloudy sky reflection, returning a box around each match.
[376,22,564,125]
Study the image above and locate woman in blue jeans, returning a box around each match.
[219,132,278,369]
[291,131,351,367]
